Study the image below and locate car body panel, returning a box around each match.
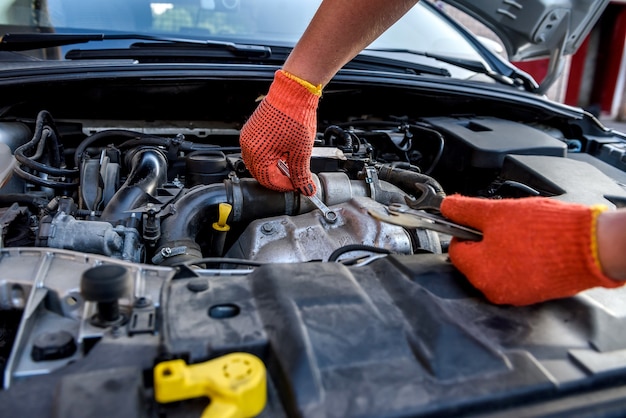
[442,0,609,61]
[0,1,625,417]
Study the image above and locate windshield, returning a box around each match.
[0,0,487,75]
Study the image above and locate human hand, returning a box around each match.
[239,70,321,196]
[440,195,623,306]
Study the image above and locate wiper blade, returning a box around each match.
[65,42,274,62]
[0,33,105,50]
[348,53,451,77]
[0,33,271,57]
[365,48,514,85]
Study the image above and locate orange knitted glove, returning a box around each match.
[239,70,322,196]
[440,195,623,306]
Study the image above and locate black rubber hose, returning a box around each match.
[100,148,168,224]
[155,183,228,265]
[14,128,78,177]
[377,164,445,197]
[14,111,79,182]
[0,193,49,209]
[12,164,79,190]
[37,113,59,165]
[230,178,300,222]
[324,125,353,149]
[33,111,61,167]
[74,130,151,167]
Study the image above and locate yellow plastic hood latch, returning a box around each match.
[153,352,266,418]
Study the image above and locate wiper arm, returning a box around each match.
[365,48,514,85]
[0,33,271,57]
[348,52,451,77]
[0,33,104,50]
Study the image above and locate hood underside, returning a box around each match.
[442,0,609,62]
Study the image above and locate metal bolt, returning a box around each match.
[111,325,122,338]
[134,296,151,308]
[261,223,275,235]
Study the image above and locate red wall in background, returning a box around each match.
[510,4,626,117]
[512,58,550,86]
[591,5,626,114]
[564,35,591,107]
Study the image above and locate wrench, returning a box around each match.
[368,202,482,241]
[404,183,445,212]
[277,160,338,223]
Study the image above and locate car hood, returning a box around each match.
[443,0,608,62]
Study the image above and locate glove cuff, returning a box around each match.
[586,205,621,287]
[280,70,323,96]
[262,70,321,128]
[589,205,606,270]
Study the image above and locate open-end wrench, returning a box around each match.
[277,160,338,223]
[404,183,445,212]
[368,202,482,241]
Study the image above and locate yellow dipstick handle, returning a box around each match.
[212,202,232,232]
[154,352,267,418]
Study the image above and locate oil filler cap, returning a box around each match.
[154,352,267,418]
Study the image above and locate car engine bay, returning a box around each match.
[2,74,626,417]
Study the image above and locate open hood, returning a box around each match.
[443,0,610,92]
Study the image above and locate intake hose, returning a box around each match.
[153,174,411,266]
[153,179,299,265]
[100,147,168,224]
[156,174,340,265]
[225,178,301,223]
[153,183,228,265]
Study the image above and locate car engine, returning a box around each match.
[2,75,626,417]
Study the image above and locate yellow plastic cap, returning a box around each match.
[154,352,267,418]
[212,202,232,232]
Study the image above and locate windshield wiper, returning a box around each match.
[347,53,450,77]
[0,33,271,57]
[0,33,450,76]
[365,48,515,85]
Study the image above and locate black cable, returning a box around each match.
[175,257,266,268]
[328,244,392,262]
[412,122,445,175]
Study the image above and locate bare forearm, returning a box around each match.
[283,0,420,87]
[598,208,626,280]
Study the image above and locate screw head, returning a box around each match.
[261,223,275,235]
